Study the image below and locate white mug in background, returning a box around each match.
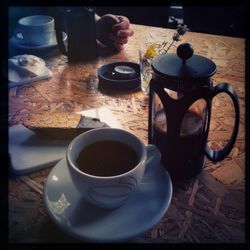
[14,15,55,46]
[66,128,161,209]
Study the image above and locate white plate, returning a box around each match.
[8,124,70,175]
[43,157,172,242]
[9,32,67,50]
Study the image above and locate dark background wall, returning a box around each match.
[182,5,246,38]
[96,5,246,37]
[9,5,246,39]
[95,6,170,28]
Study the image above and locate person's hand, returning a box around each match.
[96,14,134,51]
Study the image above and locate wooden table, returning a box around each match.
[8,24,245,243]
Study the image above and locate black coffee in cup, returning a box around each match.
[76,140,139,177]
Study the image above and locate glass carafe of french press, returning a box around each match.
[148,43,240,181]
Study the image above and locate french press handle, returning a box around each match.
[55,9,67,55]
[205,83,240,162]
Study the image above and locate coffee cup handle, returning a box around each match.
[205,82,240,162]
[145,144,161,168]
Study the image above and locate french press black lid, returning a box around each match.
[151,43,216,91]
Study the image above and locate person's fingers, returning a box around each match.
[113,42,125,51]
[109,33,128,44]
[110,14,120,23]
[116,15,129,24]
[102,14,120,25]
[96,14,132,50]
[112,16,130,31]
[117,28,134,38]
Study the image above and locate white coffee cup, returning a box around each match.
[14,15,55,46]
[67,128,161,209]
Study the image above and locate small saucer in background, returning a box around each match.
[97,61,141,91]
[9,32,67,51]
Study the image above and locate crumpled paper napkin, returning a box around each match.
[8,54,52,88]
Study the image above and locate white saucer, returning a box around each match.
[9,32,67,50]
[43,157,172,242]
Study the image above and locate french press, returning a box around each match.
[148,43,240,181]
[55,7,98,63]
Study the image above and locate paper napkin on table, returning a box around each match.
[77,106,123,129]
[8,54,52,88]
